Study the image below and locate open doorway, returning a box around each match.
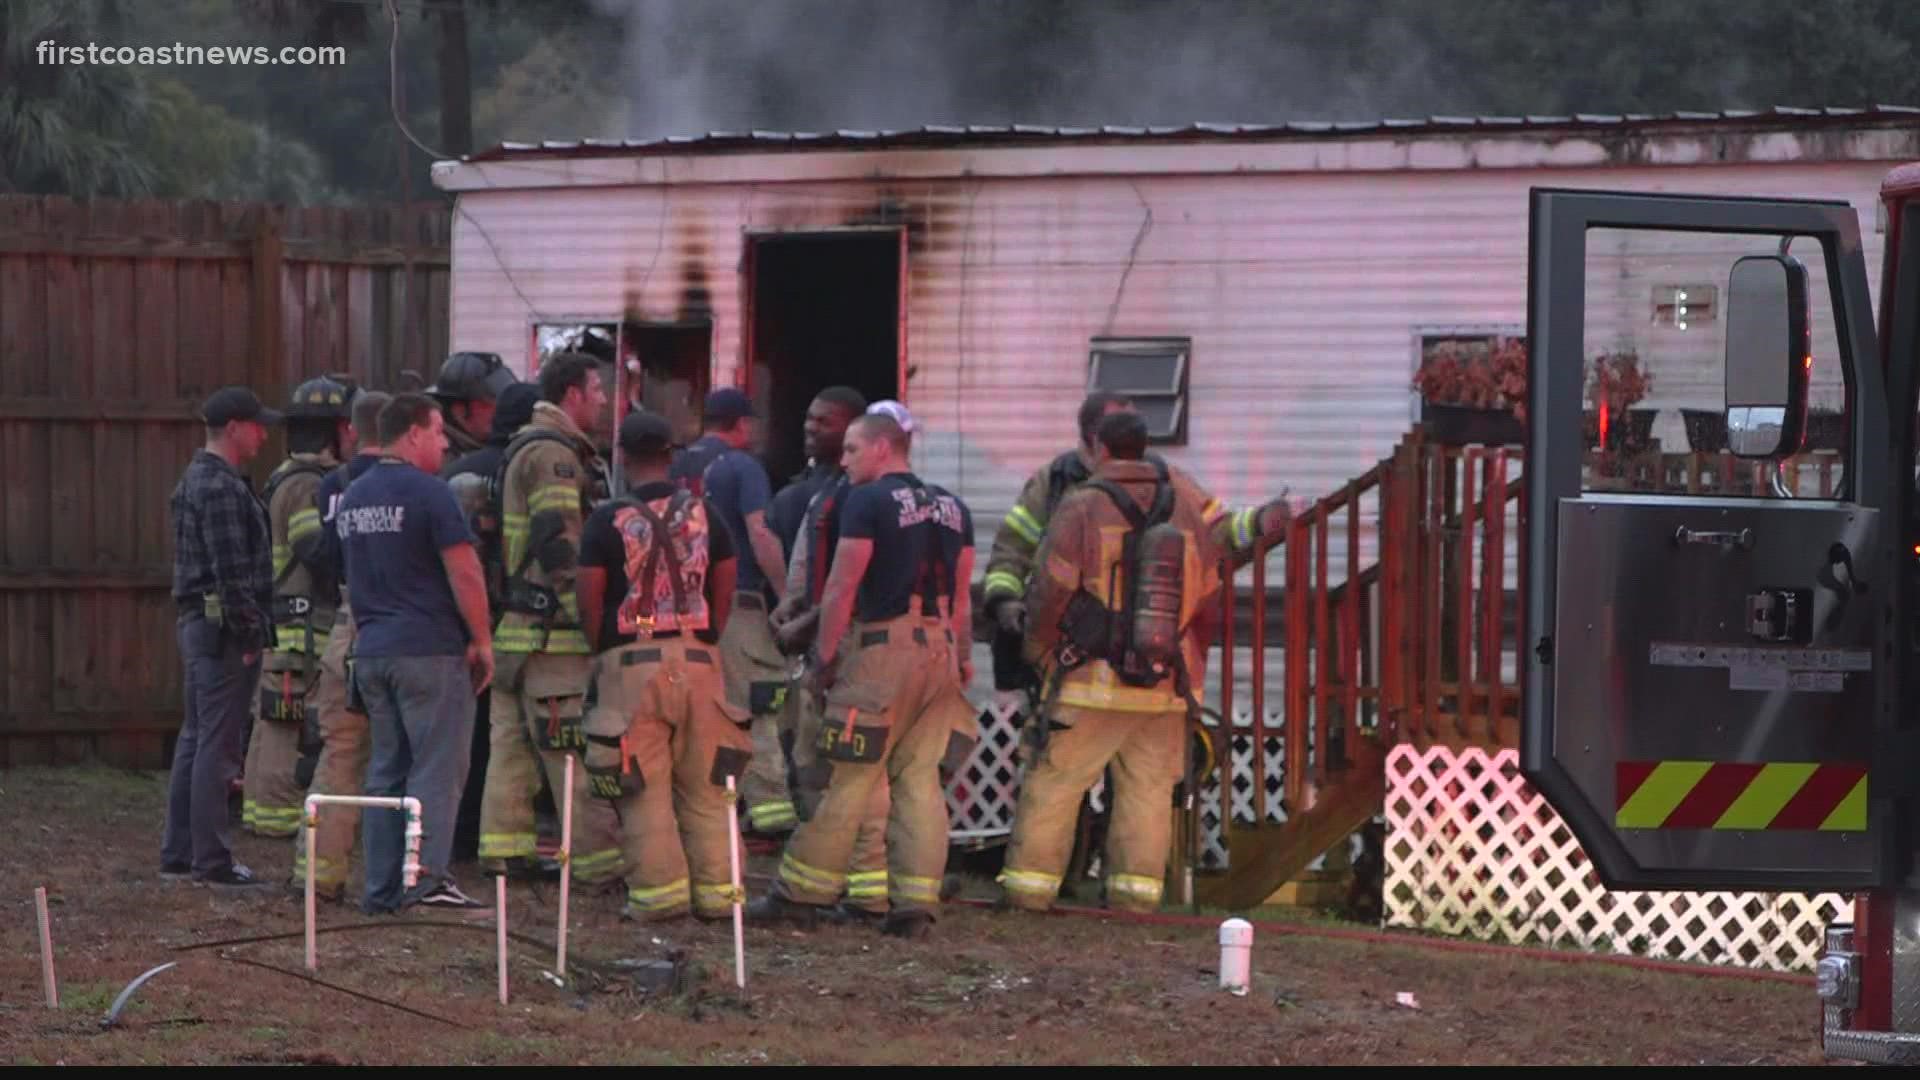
[531,318,713,456]
[746,230,901,487]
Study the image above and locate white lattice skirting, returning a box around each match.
[1384,743,1850,973]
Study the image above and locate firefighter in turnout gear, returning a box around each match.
[749,411,979,939]
[428,351,517,462]
[997,411,1289,913]
[477,353,624,884]
[982,391,1140,692]
[244,375,357,838]
[441,381,539,862]
[671,387,797,837]
[768,389,893,919]
[291,389,389,899]
[577,411,755,921]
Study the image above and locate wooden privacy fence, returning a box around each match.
[0,195,450,768]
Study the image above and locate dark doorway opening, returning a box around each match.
[747,231,900,488]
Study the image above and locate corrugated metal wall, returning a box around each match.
[445,155,1891,568]
[444,151,1898,709]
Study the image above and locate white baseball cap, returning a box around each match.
[866,399,916,433]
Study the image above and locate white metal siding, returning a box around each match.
[447,157,1891,603]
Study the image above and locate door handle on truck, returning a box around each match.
[1672,525,1754,550]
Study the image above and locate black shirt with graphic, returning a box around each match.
[834,472,972,623]
[579,480,735,649]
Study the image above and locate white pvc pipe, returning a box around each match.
[496,875,509,1005]
[1219,917,1253,995]
[725,774,746,994]
[557,755,574,982]
[304,794,423,972]
[35,886,56,1008]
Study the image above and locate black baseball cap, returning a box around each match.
[619,410,677,456]
[201,386,284,427]
[703,387,757,422]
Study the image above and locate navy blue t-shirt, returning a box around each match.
[768,462,830,561]
[316,452,381,587]
[835,472,972,623]
[674,435,774,595]
[338,460,476,657]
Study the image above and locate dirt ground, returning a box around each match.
[0,767,1832,1065]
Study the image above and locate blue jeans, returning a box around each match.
[163,615,262,875]
[356,655,474,912]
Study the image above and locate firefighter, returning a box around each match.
[981,391,1138,691]
[477,352,624,885]
[749,411,978,939]
[670,388,796,838]
[577,410,755,921]
[427,351,517,462]
[291,389,389,900]
[243,375,357,839]
[766,389,895,920]
[997,411,1289,914]
[440,381,539,864]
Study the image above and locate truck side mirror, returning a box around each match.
[1724,253,1813,458]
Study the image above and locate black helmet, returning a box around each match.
[285,375,357,420]
[428,351,517,404]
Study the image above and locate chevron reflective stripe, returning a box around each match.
[1230,508,1258,552]
[983,570,1025,600]
[997,867,1062,898]
[528,485,578,515]
[273,627,315,653]
[1110,873,1164,904]
[494,626,591,655]
[571,847,624,882]
[503,513,529,568]
[893,874,943,904]
[748,800,798,831]
[249,805,303,836]
[1004,505,1043,545]
[1615,760,1868,831]
[779,851,846,899]
[627,878,691,911]
[294,852,349,886]
[845,870,889,900]
[288,508,322,544]
[694,881,744,911]
[479,832,538,860]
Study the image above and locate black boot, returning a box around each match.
[745,892,821,928]
[881,910,933,939]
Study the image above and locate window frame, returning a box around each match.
[1087,335,1192,446]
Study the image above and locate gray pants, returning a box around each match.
[163,615,262,875]
[356,655,475,912]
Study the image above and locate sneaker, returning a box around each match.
[193,863,272,890]
[408,879,485,910]
[160,861,192,882]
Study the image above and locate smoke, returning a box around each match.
[592,0,1456,139]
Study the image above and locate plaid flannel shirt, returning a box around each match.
[170,448,273,647]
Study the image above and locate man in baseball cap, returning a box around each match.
[202,386,286,429]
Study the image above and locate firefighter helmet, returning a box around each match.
[285,375,357,420]
[428,351,517,404]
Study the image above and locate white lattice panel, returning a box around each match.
[945,696,1288,871]
[1384,743,1850,973]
